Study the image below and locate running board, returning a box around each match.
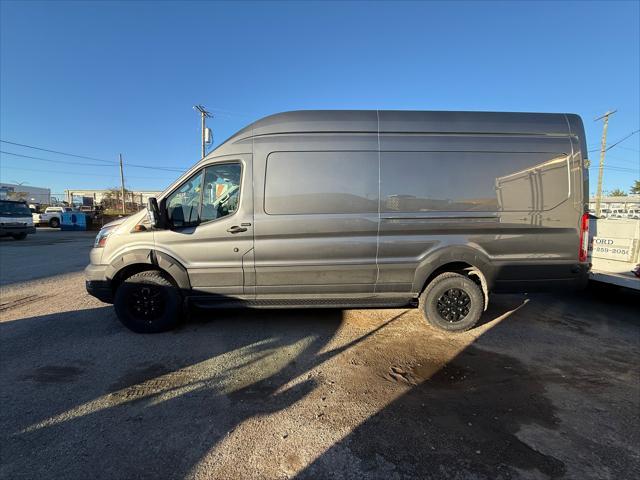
[187,296,417,310]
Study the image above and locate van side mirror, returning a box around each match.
[147,197,167,229]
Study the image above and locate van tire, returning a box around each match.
[114,270,183,333]
[12,233,27,240]
[419,272,483,332]
[49,218,60,228]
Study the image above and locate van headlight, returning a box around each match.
[94,226,115,248]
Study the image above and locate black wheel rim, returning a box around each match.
[436,288,471,323]
[127,285,165,323]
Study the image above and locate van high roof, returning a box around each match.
[229,110,581,141]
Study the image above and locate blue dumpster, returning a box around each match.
[61,212,87,231]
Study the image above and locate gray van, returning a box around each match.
[85,110,590,333]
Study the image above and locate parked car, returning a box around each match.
[86,110,590,334]
[33,206,73,228]
[608,208,628,220]
[626,208,640,220]
[0,200,36,240]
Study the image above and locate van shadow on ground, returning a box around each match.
[0,304,400,479]
[2,287,638,479]
[296,339,564,479]
[296,287,640,480]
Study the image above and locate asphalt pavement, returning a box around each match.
[0,228,95,286]
[0,230,638,479]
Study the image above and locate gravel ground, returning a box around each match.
[1,230,639,479]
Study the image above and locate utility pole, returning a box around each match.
[594,110,616,217]
[119,153,126,215]
[194,105,213,159]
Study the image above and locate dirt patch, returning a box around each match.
[300,345,566,479]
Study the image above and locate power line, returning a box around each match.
[589,165,637,173]
[602,161,640,169]
[604,154,640,164]
[588,128,640,153]
[617,146,640,153]
[121,162,184,173]
[1,150,119,168]
[605,129,640,152]
[0,165,172,180]
[0,148,184,173]
[0,140,115,164]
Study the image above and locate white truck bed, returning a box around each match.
[588,219,640,291]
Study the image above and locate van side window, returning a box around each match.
[381,152,570,212]
[166,170,204,227]
[201,163,242,222]
[265,152,378,215]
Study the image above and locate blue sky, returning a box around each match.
[1,0,639,198]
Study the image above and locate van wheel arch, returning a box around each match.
[419,261,490,311]
[107,249,191,294]
[112,264,174,292]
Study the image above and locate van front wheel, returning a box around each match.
[114,271,182,333]
[419,272,483,332]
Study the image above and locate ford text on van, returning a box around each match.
[85,111,590,333]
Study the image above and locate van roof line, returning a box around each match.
[225,110,574,144]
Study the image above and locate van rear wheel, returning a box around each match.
[114,270,182,333]
[49,218,60,228]
[419,272,483,332]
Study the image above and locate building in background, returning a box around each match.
[589,195,640,212]
[64,189,161,209]
[0,183,51,204]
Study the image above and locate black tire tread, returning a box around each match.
[124,270,174,286]
[114,270,182,333]
[420,272,483,333]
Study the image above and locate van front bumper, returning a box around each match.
[85,263,113,303]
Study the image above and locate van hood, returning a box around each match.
[102,209,148,230]
[102,216,129,229]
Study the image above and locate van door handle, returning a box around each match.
[227,225,247,234]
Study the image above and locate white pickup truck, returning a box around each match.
[33,206,73,228]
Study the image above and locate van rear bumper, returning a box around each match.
[491,262,589,293]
